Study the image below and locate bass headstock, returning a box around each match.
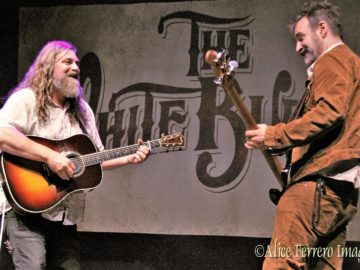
[205,49,238,85]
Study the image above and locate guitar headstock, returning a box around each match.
[205,49,238,85]
[159,132,185,149]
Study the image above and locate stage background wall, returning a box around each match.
[13,0,360,241]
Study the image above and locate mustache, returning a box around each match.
[299,47,308,56]
[68,73,79,79]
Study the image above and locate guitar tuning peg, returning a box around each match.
[229,61,238,69]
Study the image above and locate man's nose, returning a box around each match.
[71,62,80,73]
[296,42,303,54]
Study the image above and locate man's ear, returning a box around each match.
[318,20,327,38]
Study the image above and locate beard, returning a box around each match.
[303,50,316,65]
[301,35,322,66]
[52,76,80,98]
[300,46,321,66]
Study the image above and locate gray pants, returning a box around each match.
[5,210,80,270]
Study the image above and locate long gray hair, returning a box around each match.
[11,40,88,125]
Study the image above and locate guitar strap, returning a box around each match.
[74,113,101,153]
[288,80,311,122]
[268,80,312,204]
[74,113,89,136]
[284,79,311,181]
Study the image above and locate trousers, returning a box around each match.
[5,210,80,270]
[263,177,358,270]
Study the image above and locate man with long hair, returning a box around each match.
[0,40,150,269]
[245,1,359,269]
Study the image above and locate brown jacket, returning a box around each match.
[264,44,360,182]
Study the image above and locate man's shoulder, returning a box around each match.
[316,45,359,72]
[9,87,35,98]
[80,99,94,113]
[327,45,359,62]
[6,88,35,104]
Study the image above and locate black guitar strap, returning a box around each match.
[74,112,89,136]
[288,79,311,122]
[74,113,101,153]
[268,80,312,205]
[284,79,311,181]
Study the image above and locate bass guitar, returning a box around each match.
[205,49,286,204]
[1,132,184,215]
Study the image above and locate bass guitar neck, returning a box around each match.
[205,49,286,195]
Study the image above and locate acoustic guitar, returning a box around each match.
[1,132,184,215]
[205,49,286,204]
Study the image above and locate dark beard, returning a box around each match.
[52,76,80,98]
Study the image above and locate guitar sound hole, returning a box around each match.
[66,152,84,177]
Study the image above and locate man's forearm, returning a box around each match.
[0,127,51,163]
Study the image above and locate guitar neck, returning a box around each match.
[73,139,161,167]
[204,50,285,189]
[222,81,285,188]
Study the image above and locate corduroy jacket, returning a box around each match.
[264,44,360,182]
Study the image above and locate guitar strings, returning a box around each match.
[69,140,161,168]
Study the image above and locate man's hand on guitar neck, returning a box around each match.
[126,139,150,164]
[244,124,268,150]
[102,139,150,170]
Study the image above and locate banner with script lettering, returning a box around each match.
[18,0,360,239]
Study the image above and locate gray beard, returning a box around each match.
[52,77,80,98]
